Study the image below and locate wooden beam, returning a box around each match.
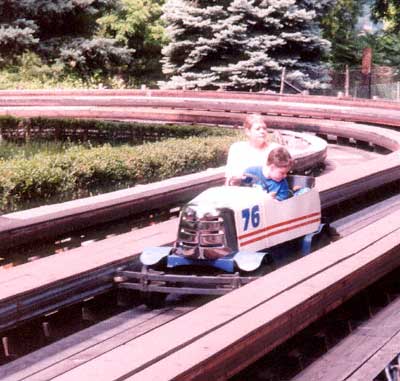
[47,210,400,381]
[292,296,400,381]
[126,214,400,381]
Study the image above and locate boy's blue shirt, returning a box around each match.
[244,166,291,201]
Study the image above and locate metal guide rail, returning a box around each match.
[384,354,400,381]
[116,266,258,296]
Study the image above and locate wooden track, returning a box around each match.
[1,115,399,250]
[2,89,400,127]
[33,210,400,381]
[1,90,400,380]
[292,292,400,381]
[2,88,400,111]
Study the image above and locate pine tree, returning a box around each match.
[160,0,335,91]
[160,0,231,89]
[0,0,133,78]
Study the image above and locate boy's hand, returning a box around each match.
[292,185,301,191]
[226,176,242,186]
[269,191,277,199]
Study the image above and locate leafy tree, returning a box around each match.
[320,0,366,67]
[0,17,38,64]
[160,0,334,91]
[356,31,400,67]
[371,0,400,32]
[97,0,167,83]
[320,0,400,68]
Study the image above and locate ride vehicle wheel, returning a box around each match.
[141,291,167,309]
[311,228,332,252]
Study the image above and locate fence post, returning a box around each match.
[280,67,286,94]
[361,47,372,99]
[345,65,350,97]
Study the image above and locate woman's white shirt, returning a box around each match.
[225,141,281,179]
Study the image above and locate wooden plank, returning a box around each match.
[0,305,194,381]
[317,151,400,207]
[3,89,400,112]
[0,167,224,249]
[126,224,400,381]
[0,218,177,301]
[347,333,400,380]
[44,210,400,381]
[291,296,400,381]
[332,193,400,237]
[3,95,400,127]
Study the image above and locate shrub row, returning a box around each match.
[0,116,233,144]
[0,134,240,213]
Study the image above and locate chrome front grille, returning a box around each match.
[175,206,231,259]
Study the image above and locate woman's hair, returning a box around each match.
[267,147,293,168]
[243,114,267,130]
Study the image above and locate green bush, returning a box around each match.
[0,115,233,144]
[0,134,240,213]
[0,53,86,90]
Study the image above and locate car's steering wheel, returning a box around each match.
[241,173,260,187]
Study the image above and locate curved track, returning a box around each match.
[0,90,400,381]
[1,90,400,248]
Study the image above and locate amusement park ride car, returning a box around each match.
[115,174,329,308]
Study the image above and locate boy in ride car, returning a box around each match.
[243,146,294,201]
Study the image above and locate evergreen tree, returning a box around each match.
[160,0,334,91]
[0,0,133,79]
[160,0,231,89]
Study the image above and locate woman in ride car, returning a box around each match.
[225,113,280,185]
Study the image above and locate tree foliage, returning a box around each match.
[371,0,400,32]
[97,0,167,83]
[58,38,133,79]
[320,0,400,70]
[320,0,366,67]
[0,0,133,82]
[160,0,334,91]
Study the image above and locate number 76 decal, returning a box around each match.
[241,205,260,231]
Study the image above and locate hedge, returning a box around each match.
[0,134,240,213]
[0,116,233,144]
